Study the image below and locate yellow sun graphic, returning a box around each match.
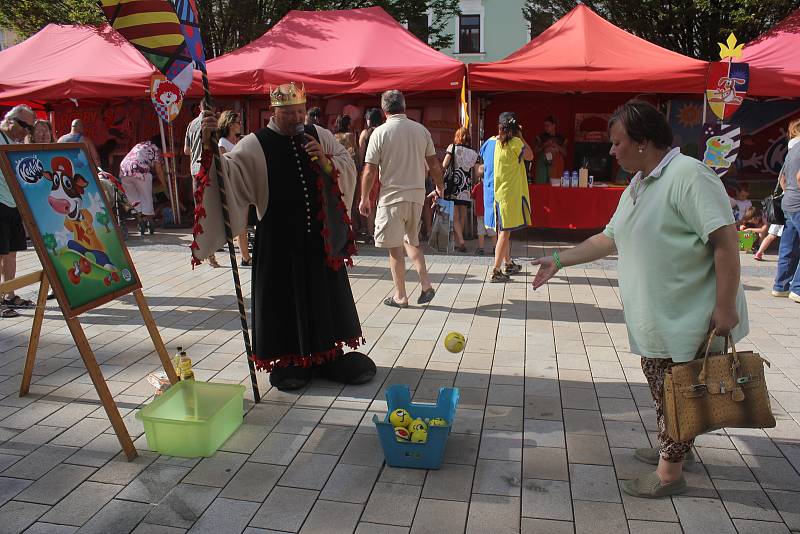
[678,103,703,128]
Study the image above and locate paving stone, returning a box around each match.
[22,523,79,534]
[472,459,521,496]
[627,520,683,534]
[2,425,64,454]
[361,482,422,527]
[450,408,483,435]
[524,395,562,420]
[728,430,783,457]
[713,479,782,522]
[320,463,380,504]
[0,500,50,534]
[573,500,627,534]
[0,401,62,430]
[442,433,479,465]
[183,451,248,488]
[731,519,791,534]
[743,455,800,491]
[15,463,94,505]
[379,465,427,486]
[144,483,220,529]
[250,433,307,465]
[220,462,285,502]
[131,524,187,534]
[0,452,20,472]
[410,498,467,534]
[50,417,110,448]
[38,403,98,428]
[355,524,409,534]
[0,476,31,506]
[76,499,153,534]
[465,494,520,534]
[521,518,574,534]
[487,384,523,406]
[603,420,649,448]
[65,434,121,468]
[479,430,522,461]
[187,497,259,534]
[219,424,271,454]
[300,425,355,456]
[562,408,605,436]
[89,451,158,485]
[421,463,473,501]
[521,478,572,520]
[279,452,338,490]
[766,489,800,530]
[566,433,612,465]
[299,500,362,534]
[250,486,317,532]
[116,465,191,504]
[673,496,736,534]
[522,445,568,481]
[272,408,325,436]
[522,419,564,448]
[570,464,620,503]
[340,434,385,467]
[561,386,599,410]
[35,480,118,528]
[695,447,755,482]
[482,405,523,431]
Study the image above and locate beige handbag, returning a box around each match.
[663,331,776,442]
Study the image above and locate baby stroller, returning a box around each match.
[97,169,139,240]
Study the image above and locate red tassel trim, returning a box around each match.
[250,335,366,372]
[189,151,214,269]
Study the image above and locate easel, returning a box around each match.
[0,143,180,461]
[1,270,179,460]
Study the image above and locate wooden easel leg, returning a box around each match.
[65,316,137,460]
[20,275,49,397]
[133,289,179,384]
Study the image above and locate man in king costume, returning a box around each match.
[192,83,376,391]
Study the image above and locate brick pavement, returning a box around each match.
[0,231,799,533]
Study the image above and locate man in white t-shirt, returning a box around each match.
[359,90,443,308]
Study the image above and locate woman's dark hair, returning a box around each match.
[217,110,240,138]
[498,111,520,146]
[365,108,383,127]
[741,205,762,226]
[334,114,351,134]
[307,107,322,119]
[149,134,163,150]
[608,100,673,150]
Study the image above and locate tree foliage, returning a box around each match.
[0,0,459,57]
[523,0,800,60]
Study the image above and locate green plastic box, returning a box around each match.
[136,380,245,457]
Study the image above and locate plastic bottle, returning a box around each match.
[178,351,194,381]
[570,171,579,188]
[561,171,569,187]
[172,346,183,376]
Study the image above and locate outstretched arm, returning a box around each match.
[531,233,616,289]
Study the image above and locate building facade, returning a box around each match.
[436,0,529,63]
[0,28,19,51]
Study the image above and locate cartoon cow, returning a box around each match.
[43,156,119,285]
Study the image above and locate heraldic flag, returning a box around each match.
[99,0,207,93]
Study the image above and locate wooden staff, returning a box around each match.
[200,73,260,403]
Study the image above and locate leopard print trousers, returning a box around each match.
[641,357,695,463]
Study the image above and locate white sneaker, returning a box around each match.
[772,290,790,297]
[790,292,800,303]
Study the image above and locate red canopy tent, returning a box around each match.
[0,24,158,105]
[743,9,800,97]
[468,5,708,93]
[206,6,465,95]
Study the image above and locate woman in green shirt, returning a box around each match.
[532,101,748,499]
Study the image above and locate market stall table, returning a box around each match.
[529,184,625,229]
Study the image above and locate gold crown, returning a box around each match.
[270,82,307,107]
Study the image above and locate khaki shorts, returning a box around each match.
[374,201,422,248]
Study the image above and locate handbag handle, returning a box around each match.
[698,329,740,384]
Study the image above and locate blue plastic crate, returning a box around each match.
[372,384,459,470]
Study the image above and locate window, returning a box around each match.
[459,14,481,54]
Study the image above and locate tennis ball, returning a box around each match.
[394,427,411,441]
[389,408,412,428]
[410,429,428,443]
[444,331,466,353]
[428,417,448,427]
[408,418,427,433]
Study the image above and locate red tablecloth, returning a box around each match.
[529,184,625,229]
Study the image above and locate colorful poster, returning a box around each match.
[0,145,140,317]
[702,123,741,176]
[706,62,749,121]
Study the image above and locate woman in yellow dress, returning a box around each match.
[479,112,534,282]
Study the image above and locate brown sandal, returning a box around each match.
[1,307,20,318]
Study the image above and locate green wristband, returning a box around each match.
[553,251,563,270]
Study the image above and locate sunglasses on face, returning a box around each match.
[14,118,34,132]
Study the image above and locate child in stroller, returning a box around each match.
[97,169,139,239]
